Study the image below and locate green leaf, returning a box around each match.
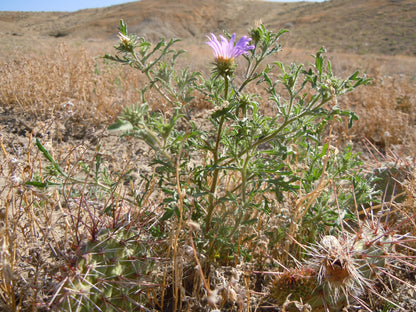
[348,111,359,128]
[327,60,332,75]
[107,118,133,131]
[35,139,66,177]
[104,204,115,216]
[212,107,229,119]
[95,144,102,179]
[314,47,326,77]
[348,71,359,81]
[241,218,258,226]
[118,19,127,35]
[25,181,60,188]
[160,208,174,221]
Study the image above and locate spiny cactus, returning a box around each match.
[271,267,318,308]
[271,219,413,311]
[61,227,155,311]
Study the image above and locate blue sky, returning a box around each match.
[0,0,135,12]
[0,0,326,12]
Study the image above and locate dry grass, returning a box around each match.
[0,44,146,128]
[0,135,160,311]
[343,73,415,150]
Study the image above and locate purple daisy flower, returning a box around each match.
[206,33,254,61]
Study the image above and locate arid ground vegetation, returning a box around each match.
[0,0,415,311]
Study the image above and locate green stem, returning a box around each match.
[241,154,249,208]
[239,48,270,94]
[287,91,294,117]
[205,114,225,234]
[224,74,229,101]
[228,151,250,238]
[239,59,260,93]
[205,74,229,234]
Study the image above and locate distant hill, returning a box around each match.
[0,0,415,56]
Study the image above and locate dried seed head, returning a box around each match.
[187,220,201,232]
[117,32,132,46]
[206,288,219,306]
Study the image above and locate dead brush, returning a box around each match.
[0,135,63,311]
[361,138,416,234]
[0,128,164,311]
[402,167,416,236]
[337,72,416,153]
[0,44,145,127]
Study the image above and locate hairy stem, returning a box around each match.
[205,74,229,234]
[228,151,250,238]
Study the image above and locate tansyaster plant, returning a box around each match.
[206,33,254,78]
